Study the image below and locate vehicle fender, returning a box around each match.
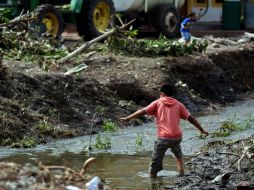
[70,0,84,14]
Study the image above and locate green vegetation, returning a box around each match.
[91,120,118,150]
[34,119,53,133]
[11,137,36,148]
[0,10,67,68]
[102,121,118,132]
[212,121,240,137]
[135,132,144,147]
[109,34,208,57]
[93,133,111,150]
[0,30,67,66]
[212,113,254,138]
[0,8,10,23]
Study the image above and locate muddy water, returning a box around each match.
[0,97,254,189]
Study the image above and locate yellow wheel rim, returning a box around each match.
[93,2,111,32]
[42,13,59,37]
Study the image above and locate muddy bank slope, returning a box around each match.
[176,137,254,190]
[1,43,254,147]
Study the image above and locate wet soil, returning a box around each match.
[176,137,254,190]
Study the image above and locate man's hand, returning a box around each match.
[119,117,129,124]
[200,130,209,136]
[119,109,146,124]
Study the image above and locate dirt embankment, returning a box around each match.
[0,43,254,147]
[176,138,254,189]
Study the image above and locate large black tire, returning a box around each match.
[76,0,115,41]
[155,5,180,38]
[33,4,64,39]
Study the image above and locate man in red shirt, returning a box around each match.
[120,84,209,178]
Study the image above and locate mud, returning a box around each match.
[176,138,254,190]
[0,62,140,146]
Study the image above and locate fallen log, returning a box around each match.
[58,19,136,64]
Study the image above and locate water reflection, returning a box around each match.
[1,151,189,190]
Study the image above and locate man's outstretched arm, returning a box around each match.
[120,108,146,122]
[188,115,209,136]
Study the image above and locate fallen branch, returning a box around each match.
[217,142,254,172]
[217,152,240,158]
[38,157,97,177]
[80,157,96,176]
[58,19,136,64]
[237,144,254,172]
[0,17,35,28]
[64,63,88,76]
[44,166,80,176]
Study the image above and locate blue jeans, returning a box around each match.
[181,32,191,42]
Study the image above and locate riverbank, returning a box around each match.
[1,34,254,148]
[176,137,254,190]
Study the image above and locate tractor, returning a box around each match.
[0,0,115,40]
[0,0,186,40]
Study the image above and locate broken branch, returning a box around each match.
[80,157,97,176]
[58,19,136,64]
[237,144,254,172]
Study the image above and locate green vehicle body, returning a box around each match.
[0,0,111,39]
[0,0,82,20]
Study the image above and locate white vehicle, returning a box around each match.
[71,0,186,39]
[113,0,186,38]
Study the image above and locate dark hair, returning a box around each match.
[189,12,196,17]
[160,84,174,96]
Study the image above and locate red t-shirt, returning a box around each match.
[145,97,190,139]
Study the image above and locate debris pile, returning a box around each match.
[0,12,67,67]
[0,157,110,190]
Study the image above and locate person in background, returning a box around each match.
[119,84,209,178]
[180,12,200,46]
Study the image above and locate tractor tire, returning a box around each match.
[76,0,115,41]
[155,5,180,38]
[33,4,64,39]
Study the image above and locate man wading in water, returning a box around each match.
[120,84,209,178]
